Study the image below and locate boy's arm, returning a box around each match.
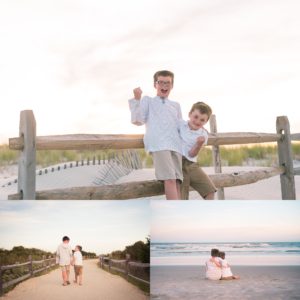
[128,87,149,125]
[188,136,206,157]
[213,258,222,268]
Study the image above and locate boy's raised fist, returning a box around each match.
[133,87,142,100]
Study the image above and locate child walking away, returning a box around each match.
[73,245,83,285]
[179,102,217,200]
[219,251,240,280]
[129,70,183,200]
[56,236,73,286]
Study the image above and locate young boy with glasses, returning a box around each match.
[129,70,182,199]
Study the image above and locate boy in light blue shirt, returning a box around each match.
[129,70,182,199]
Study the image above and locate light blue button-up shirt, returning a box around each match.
[129,96,182,153]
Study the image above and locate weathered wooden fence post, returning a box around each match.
[209,114,225,200]
[18,110,36,199]
[29,255,33,277]
[125,253,131,281]
[0,265,3,296]
[276,116,296,199]
[42,255,45,269]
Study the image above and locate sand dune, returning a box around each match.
[3,259,148,300]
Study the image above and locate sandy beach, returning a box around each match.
[3,259,148,300]
[151,265,300,300]
[1,165,300,200]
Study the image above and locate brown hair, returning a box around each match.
[76,245,82,252]
[211,248,219,257]
[153,70,174,85]
[189,102,212,120]
[218,251,225,259]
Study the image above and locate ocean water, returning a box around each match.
[151,242,300,266]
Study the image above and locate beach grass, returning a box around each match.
[1,143,300,168]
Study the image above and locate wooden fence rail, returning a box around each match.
[8,166,285,200]
[99,256,150,286]
[0,256,56,296]
[8,110,299,200]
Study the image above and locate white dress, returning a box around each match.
[220,258,233,277]
[205,258,222,280]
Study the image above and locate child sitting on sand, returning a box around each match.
[205,248,222,280]
[72,245,83,285]
[179,102,217,199]
[218,251,240,280]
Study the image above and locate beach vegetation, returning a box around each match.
[1,143,299,168]
[0,246,58,295]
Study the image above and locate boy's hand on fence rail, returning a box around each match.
[133,87,142,100]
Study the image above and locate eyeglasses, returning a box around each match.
[156,80,172,86]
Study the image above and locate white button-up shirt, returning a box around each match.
[129,96,182,153]
[179,120,208,162]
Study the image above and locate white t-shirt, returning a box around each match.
[205,257,222,280]
[73,251,83,266]
[179,120,208,162]
[220,258,233,277]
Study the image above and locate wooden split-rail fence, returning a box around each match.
[8,110,300,200]
[0,256,56,296]
[99,255,149,286]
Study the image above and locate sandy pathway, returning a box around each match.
[3,259,148,300]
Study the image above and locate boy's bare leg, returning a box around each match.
[204,192,215,200]
[62,270,67,285]
[66,267,70,284]
[74,271,77,283]
[79,273,82,285]
[176,181,181,199]
[164,179,180,200]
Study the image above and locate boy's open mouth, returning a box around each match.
[161,89,168,94]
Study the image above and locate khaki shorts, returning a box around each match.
[152,150,183,182]
[74,265,83,276]
[181,157,217,199]
[60,265,70,271]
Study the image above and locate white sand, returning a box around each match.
[1,165,300,200]
[3,259,148,300]
[0,163,129,199]
[151,265,300,300]
[116,167,300,200]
